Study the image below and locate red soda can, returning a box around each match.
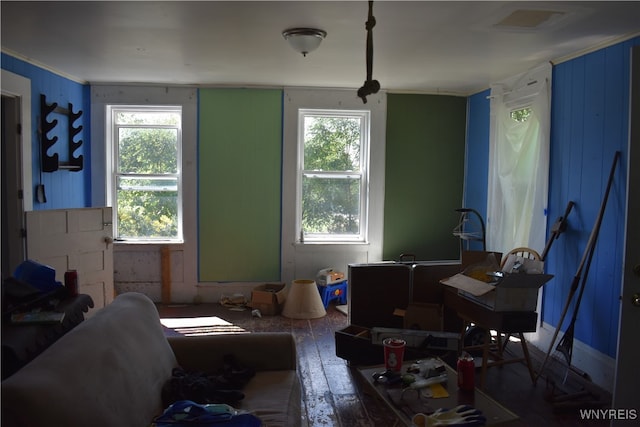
[64,270,79,296]
[457,352,475,391]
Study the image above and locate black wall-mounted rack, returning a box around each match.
[40,94,84,172]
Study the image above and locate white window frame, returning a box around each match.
[296,109,370,244]
[281,88,386,286]
[106,105,183,243]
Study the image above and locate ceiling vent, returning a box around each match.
[494,9,566,29]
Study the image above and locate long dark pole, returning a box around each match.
[535,150,620,382]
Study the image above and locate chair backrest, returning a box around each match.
[500,247,541,269]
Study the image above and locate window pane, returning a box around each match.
[302,176,360,234]
[116,177,178,238]
[510,107,532,122]
[118,127,178,174]
[116,111,180,125]
[303,116,361,171]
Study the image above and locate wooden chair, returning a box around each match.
[500,247,541,269]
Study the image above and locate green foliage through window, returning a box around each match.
[111,107,182,240]
[299,111,368,241]
[511,107,532,122]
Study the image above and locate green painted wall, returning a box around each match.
[198,88,282,281]
[383,94,467,261]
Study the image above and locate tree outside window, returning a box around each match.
[511,107,532,122]
[299,110,369,242]
[110,107,182,241]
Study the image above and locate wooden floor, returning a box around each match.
[157,302,612,426]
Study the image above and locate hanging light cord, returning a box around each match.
[357,0,380,104]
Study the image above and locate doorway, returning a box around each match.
[1,70,32,281]
[1,95,26,280]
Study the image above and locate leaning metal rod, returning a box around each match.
[558,235,598,385]
[555,151,620,366]
[535,150,620,383]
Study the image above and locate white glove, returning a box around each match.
[412,405,486,426]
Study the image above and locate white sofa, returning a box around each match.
[1,292,301,427]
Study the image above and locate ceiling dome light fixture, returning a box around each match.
[282,28,327,57]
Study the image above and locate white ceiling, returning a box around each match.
[2,1,639,95]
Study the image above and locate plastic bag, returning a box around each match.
[462,254,501,283]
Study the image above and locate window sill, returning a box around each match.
[294,240,369,247]
[114,240,184,250]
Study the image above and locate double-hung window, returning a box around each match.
[297,109,370,243]
[108,105,183,242]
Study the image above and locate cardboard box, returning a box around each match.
[440,271,553,311]
[249,283,287,315]
[394,302,443,331]
[441,254,553,311]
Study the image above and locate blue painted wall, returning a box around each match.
[543,38,637,358]
[465,37,639,357]
[462,89,491,252]
[2,53,91,210]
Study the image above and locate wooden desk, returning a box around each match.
[443,288,537,388]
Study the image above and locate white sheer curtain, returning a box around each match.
[486,63,551,255]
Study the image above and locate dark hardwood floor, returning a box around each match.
[157,302,611,426]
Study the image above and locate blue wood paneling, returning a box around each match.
[543,38,636,357]
[463,90,490,252]
[2,53,90,210]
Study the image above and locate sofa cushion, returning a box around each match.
[239,370,302,426]
[1,292,177,427]
[167,333,301,427]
